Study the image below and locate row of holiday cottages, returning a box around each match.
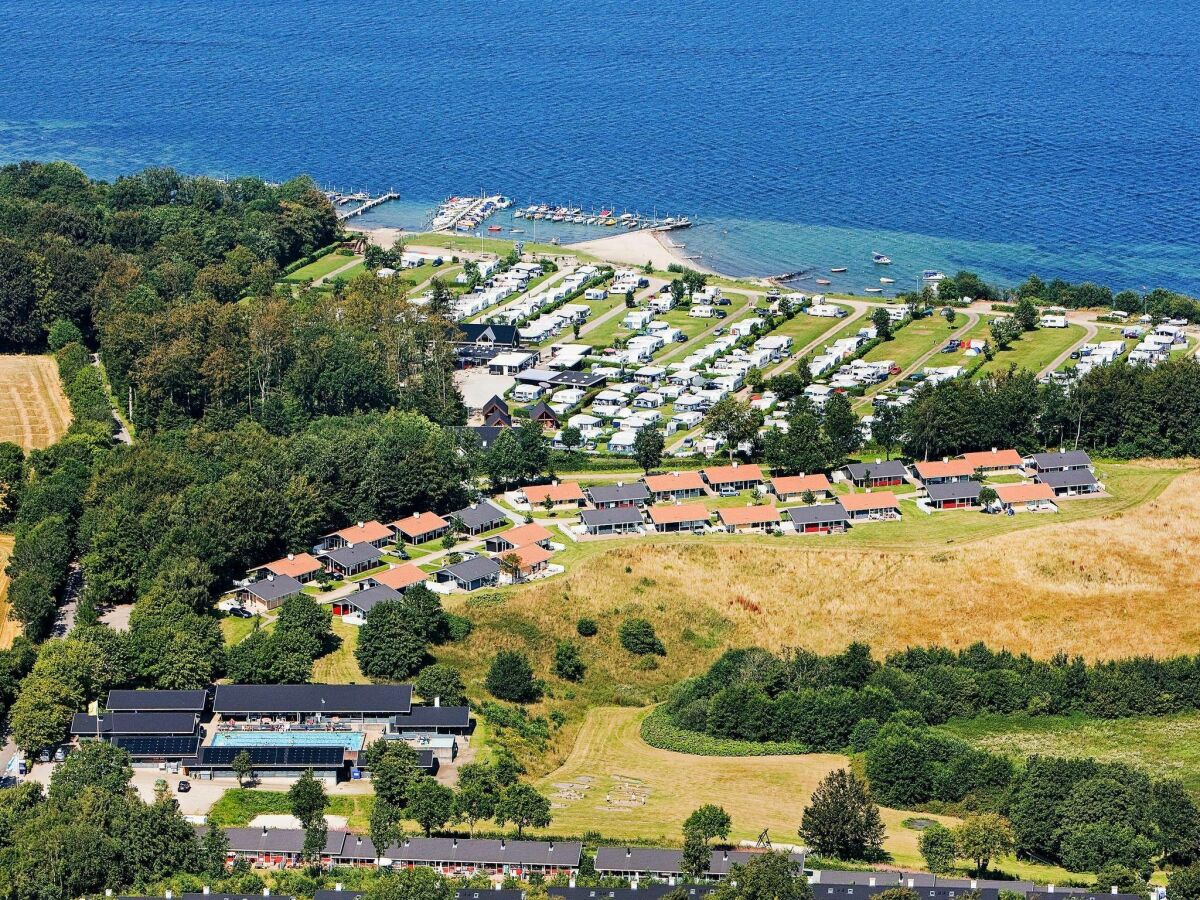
[235,505,558,609]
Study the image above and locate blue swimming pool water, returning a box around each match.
[211,731,365,751]
[1,0,1198,292]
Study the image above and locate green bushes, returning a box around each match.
[576,617,598,637]
[486,650,542,703]
[640,706,807,756]
[619,618,665,655]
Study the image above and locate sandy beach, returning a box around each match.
[354,224,722,277]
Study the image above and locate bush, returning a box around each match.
[849,718,881,752]
[414,663,467,706]
[552,642,586,682]
[576,617,598,637]
[619,618,665,655]
[445,613,473,641]
[486,651,542,703]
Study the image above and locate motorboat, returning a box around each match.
[880,277,895,284]
[831,267,848,273]
[872,252,892,265]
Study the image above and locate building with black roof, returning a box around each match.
[465,425,506,450]
[319,542,383,578]
[594,847,805,880]
[342,582,402,617]
[451,500,509,535]
[212,683,412,721]
[1029,450,1092,472]
[579,507,644,535]
[925,480,983,509]
[458,323,521,349]
[236,573,305,611]
[389,703,471,734]
[71,711,199,737]
[843,460,908,488]
[551,889,714,900]
[434,556,501,591]
[586,482,651,509]
[106,689,208,713]
[1035,467,1101,496]
[191,745,353,780]
[784,502,849,533]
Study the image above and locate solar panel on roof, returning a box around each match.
[111,736,201,757]
[197,745,345,767]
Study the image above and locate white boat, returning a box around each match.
[880,277,895,284]
[816,278,832,286]
[864,287,883,293]
[872,252,892,265]
[586,217,597,225]
[831,267,848,273]
[922,270,946,281]
[514,211,525,219]
[510,228,524,234]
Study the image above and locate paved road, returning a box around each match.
[854,311,980,412]
[1040,319,1100,378]
[576,278,666,340]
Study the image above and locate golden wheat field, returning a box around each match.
[0,534,17,649]
[0,355,72,450]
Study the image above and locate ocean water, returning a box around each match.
[2,0,1198,293]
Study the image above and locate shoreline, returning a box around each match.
[353,224,728,279]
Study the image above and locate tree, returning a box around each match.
[920,822,959,874]
[704,395,762,461]
[454,763,500,835]
[200,823,230,877]
[871,307,893,340]
[871,403,902,460]
[634,426,665,475]
[711,852,812,900]
[499,551,524,584]
[685,804,733,843]
[370,798,405,856]
[49,741,133,801]
[408,776,455,836]
[289,768,329,828]
[978,486,999,510]
[560,425,583,453]
[619,618,665,655]
[798,768,885,860]
[368,741,423,809]
[302,815,328,863]
[822,393,862,465]
[670,279,687,307]
[494,782,551,837]
[1014,297,1039,332]
[232,750,254,787]
[486,650,541,702]
[1170,864,1200,900]
[942,307,957,327]
[681,829,711,878]
[1151,777,1200,861]
[552,641,586,681]
[954,814,1015,876]
[356,597,431,680]
[414,663,467,706]
[361,864,453,900]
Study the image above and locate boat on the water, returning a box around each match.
[487,225,502,232]
[865,287,883,293]
[880,277,895,284]
[816,278,831,286]
[921,270,946,281]
[509,228,524,234]
[872,252,892,265]
[831,267,848,273]
[514,211,525,219]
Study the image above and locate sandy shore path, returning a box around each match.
[572,228,718,275]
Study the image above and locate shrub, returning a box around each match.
[576,617,598,637]
[486,651,542,703]
[414,663,467,706]
[552,642,586,682]
[619,618,665,655]
[445,613,473,641]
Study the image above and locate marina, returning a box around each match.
[511,202,692,233]
[326,190,400,221]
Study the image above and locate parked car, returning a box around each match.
[53,747,66,763]
[177,780,191,793]
[713,327,726,336]
[228,606,253,619]
[715,310,727,319]
[716,297,732,306]
[674,333,688,342]
[37,749,50,763]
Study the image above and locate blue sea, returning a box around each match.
[2,0,1199,293]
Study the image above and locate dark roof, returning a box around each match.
[387,837,581,867]
[809,871,1141,900]
[594,847,804,876]
[320,542,383,568]
[587,483,651,504]
[551,371,606,388]
[784,501,849,525]
[459,323,521,346]
[105,689,208,712]
[466,426,506,449]
[813,888,998,900]
[580,507,645,528]
[121,895,295,900]
[344,583,402,614]
[224,826,349,855]
[458,892,525,900]
[71,712,198,736]
[244,574,304,602]
[111,735,202,758]
[390,705,471,729]
[845,460,908,480]
[925,481,982,502]
[486,409,513,427]
[529,400,559,422]
[481,395,510,414]
[1031,450,1092,470]
[551,890,714,900]
[316,893,364,900]
[452,500,508,531]
[213,683,412,715]
[1037,468,1100,489]
[438,556,501,583]
[196,745,346,768]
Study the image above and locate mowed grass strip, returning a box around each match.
[0,355,72,450]
[312,619,366,683]
[974,323,1086,376]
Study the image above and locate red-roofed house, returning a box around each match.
[717,505,781,533]
[249,552,323,583]
[769,473,833,501]
[321,520,394,550]
[995,481,1058,512]
[484,522,554,553]
[391,512,451,545]
[960,448,1023,474]
[647,503,711,533]
[911,458,976,486]
[840,491,901,521]
[643,471,707,501]
[497,543,554,582]
[702,463,765,493]
[520,482,586,508]
[369,563,430,592]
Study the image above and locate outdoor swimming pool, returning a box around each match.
[211,731,366,751]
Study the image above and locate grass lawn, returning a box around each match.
[768,307,854,349]
[974,324,1086,377]
[531,706,1077,882]
[328,262,367,283]
[941,711,1200,796]
[281,252,361,283]
[220,613,266,646]
[862,316,958,371]
[208,788,375,831]
[312,619,365,683]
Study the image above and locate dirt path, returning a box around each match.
[854,311,980,411]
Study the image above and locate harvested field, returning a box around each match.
[0,355,71,450]
[0,535,15,649]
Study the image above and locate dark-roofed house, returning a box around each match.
[434,556,501,592]
[237,573,304,612]
[72,711,199,738]
[843,460,907,488]
[319,542,383,578]
[580,507,644,536]
[528,400,560,430]
[594,847,805,880]
[549,370,606,390]
[551,889,714,900]
[317,891,526,900]
[785,501,850,534]
[384,836,580,875]
[213,683,412,721]
[390,703,471,734]
[335,582,402,619]
[451,501,508,535]
[466,426,506,450]
[1030,450,1093,473]
[586,482,650,509]
[925,480,983,510]
[481,395,510,421]
[106,689,208,713]
[192,744,360,781]
[458,323,521,349]
[1036,467,1102,496]
[485,408,513,428]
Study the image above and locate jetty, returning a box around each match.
[430,194,512,233]
[333,191,399,221]
[514,201,692,232]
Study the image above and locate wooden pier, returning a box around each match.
[335,191,399,221]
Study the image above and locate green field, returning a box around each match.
[941,711,1200,796]
[975,323,1087,377]
[312,618,365,683]
[582,293,752,353]
[766,306,855,352]
[862,315,958,371]
[282,251,361,283]
[208,788,375,830]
